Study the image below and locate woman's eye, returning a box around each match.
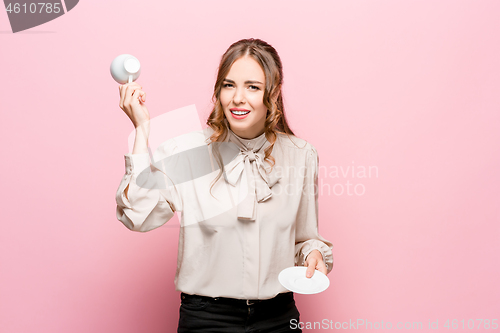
[249,85,260,90]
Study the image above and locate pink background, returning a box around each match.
[1,0,499,332]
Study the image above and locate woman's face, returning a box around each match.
[220,56,267,139]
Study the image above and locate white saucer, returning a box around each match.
[278,266,329,294]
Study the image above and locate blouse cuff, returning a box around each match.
[116,153,153,211]
[125,153,151,175]
[298,239,333,272]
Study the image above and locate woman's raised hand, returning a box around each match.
[118,82,149,129]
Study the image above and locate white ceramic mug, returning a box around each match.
[110,54,141,84]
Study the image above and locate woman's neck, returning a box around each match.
[229,127,265,140]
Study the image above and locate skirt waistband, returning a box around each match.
[180,292,294,306]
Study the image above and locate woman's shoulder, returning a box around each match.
[276,132,316,153]
[155,128,210,157]
[173,128,211,148]
[196,126,316,154]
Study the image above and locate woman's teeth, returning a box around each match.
[231,111,250,115]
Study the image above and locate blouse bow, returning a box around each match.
[222,129,281,221]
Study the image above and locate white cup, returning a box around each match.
[110,54,141,84]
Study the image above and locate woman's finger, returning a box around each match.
[317,260,328,275]
[121,83,142,103]
[119,84,125,109]
[137,90,146,103]
[123,85,140,109]
[131,88,146,104]
[305,258,317,278]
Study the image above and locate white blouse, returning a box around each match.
[115,126,334,300]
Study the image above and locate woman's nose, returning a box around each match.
[232,88,245,104]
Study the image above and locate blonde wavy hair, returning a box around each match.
[206,38,296,195]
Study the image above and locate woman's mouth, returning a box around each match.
[230,109,250,119]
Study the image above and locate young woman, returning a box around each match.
[116,38,333,332]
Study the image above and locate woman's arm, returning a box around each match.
[124,124,150,201]
[115,133,181,232]
[294,145,334,275]
[115,82,180,232]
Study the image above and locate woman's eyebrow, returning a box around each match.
[223,78,264,85]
